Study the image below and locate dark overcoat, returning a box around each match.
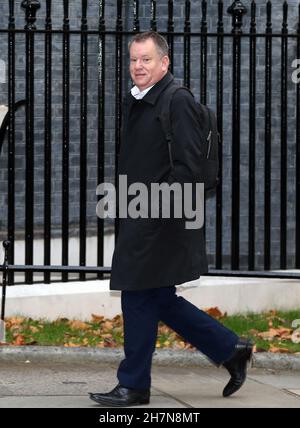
[109,71,208,291]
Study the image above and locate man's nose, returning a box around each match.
[134,59,144,68]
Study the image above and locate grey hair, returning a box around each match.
[128,31,169,58]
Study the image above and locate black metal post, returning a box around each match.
[79,0,88,281]
[280,1,288,269]
[296,4,300,268]
[133,0,140,33]
[167,1,174,74]
[1,241,10,323]
[7,0,16,285]
[228,1,247,270]
[200,0,207,105]
[97,0,105,279]
[264,1,272,270]
[215,0,224,269]
[248,0,256,270]
[44,0,52,283]
[183,0,191,87]
[200,0,208,245]
[115,0,123,243]
[62,0,70,282]
[21,0,40,284]
[150,0,157,32]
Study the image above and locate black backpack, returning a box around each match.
[157,83,220,191]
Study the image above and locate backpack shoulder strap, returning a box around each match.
[157,83,193,168]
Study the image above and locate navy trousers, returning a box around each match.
[117,286,239,390]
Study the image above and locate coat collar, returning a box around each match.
[123,71,174,106]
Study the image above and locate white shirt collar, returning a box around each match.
[131,84,155,100]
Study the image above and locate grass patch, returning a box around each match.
[221,310,300,353]
[2,309,300,353]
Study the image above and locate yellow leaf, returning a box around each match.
[7,317,25,327]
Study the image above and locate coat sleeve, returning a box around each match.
[167,89,203,184]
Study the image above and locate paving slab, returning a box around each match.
[153,366,300,408]
[0,362,300,408]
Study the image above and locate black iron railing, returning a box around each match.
[0,0,300,287]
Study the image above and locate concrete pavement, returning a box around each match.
[0,360,300,408]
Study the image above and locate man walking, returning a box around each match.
[89,31,252,407]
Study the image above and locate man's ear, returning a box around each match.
[161,55,170,72]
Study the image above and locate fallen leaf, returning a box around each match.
[258,328,282,340]
[9,324,23,333]
[12,335,26,346]
[64,342,79,347]
[91,314,104,323]
[6,317,25,329]
[276,327,292,337]
[102,321,114,332]
[91,329,102,336]
[269,346,291,353]
[204,307,224,319]
[113,315,123,325]
[68,320,90,331]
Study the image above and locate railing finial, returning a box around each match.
[227,1,247,33]
[21,0,41,30]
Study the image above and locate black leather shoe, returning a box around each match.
[89,384,150,407]
[222,339,253,398]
